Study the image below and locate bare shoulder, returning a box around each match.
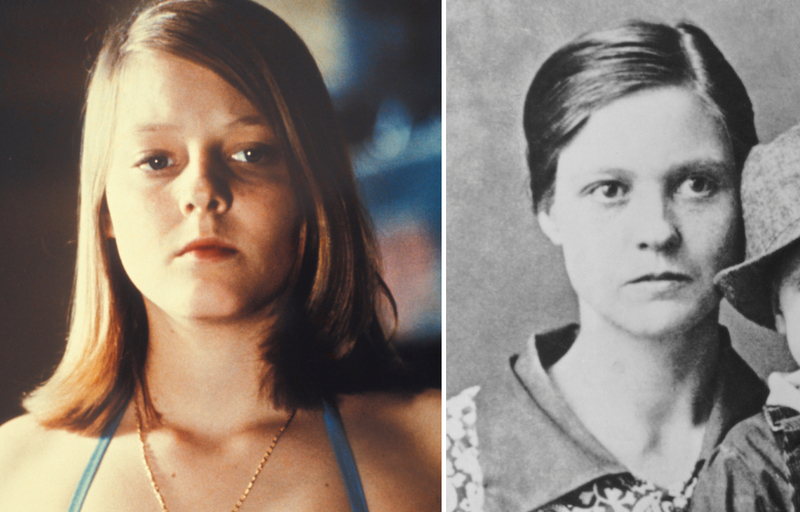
[0,414,53,472]
[339,389,441,512]
[340,388,441,450]
[341,388,441,425]
[0,414,95,510]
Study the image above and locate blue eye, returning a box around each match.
[232,147,271,163]
[137,155,174,171]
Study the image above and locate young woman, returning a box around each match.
[447,21,764,512]
[0,1,440,511]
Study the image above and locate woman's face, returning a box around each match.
[105,52,302,323]
[538,87,740,338]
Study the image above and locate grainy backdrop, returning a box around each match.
[447,0,800,396]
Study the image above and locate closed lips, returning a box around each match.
[629,272,692,283]
[177,239,238,257]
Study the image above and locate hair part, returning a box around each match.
[24,0,405,434]
[523,20,758,213]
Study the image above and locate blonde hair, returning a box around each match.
[25,0,401,434]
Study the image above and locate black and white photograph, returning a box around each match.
[447,1,800,511]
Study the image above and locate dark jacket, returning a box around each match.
[476,324,767,511]
[690,405,800,512]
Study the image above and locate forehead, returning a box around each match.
[557,87,733,182]
[114,51,268,134]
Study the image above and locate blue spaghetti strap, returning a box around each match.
[68,408,126,512]
[69,403,365,511]
[322,399,369,512]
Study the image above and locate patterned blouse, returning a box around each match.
[447,386,702,512]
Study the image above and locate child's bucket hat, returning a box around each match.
[716,124,800,330]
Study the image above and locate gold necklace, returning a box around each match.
[136,406,296,512]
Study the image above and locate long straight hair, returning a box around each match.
[24,0,404,434]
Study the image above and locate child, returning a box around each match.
[691,124,800,511]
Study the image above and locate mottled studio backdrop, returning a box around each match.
[447,0,800,395]
[0,0,441,424]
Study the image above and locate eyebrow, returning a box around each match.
[671,159,732,173]
[132,115,272,134]
[134,123,179,134]
[585,159,731,177]
[225,115,272,129]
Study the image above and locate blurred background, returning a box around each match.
[0,0,441,424]
[447,0,800,396]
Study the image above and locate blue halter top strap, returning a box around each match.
[68,407,126,512]
[322,399,370,512]
[70,401,368,512]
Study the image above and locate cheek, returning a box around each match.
[243,188,302,259]
[107,184,148,241]
[683,198,742,272]
[105,173,172,266]
[558,215,617,297]
[105,178,132,240]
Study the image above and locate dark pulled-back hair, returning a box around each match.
[523,20,758,212]
[25,0,409,434]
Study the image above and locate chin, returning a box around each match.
[185,292,274,322]
[607,299,719,339]
[150,285,268,323]
[183,303,248,322]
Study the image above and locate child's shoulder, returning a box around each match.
[717,409,779,457]
[718,403,800,465]
[690,409,794,512]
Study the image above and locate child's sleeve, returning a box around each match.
[690,414,794,512]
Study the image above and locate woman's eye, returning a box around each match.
[590,182,626,202]
[678,176,716,198]
[232,147,274,164]
[138,155,174,171]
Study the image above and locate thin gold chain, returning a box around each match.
[136,406,296,512]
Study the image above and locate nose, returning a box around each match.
[631,191,681,253]
[180,153,232,216]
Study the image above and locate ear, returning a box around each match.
[776,311,787,336]
[296,219,306,262]
[537,208,562,246]
[774,290,787,336]
[101,200,115,239]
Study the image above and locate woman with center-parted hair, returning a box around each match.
[447,20,765,512]
[0,1,440,511]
